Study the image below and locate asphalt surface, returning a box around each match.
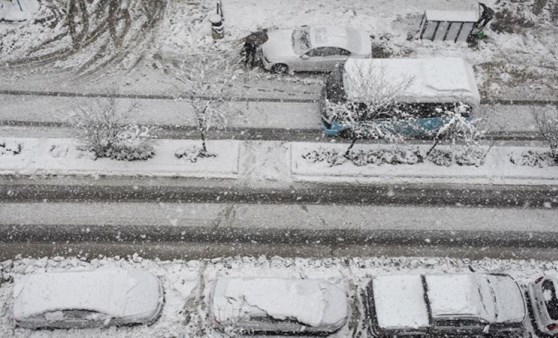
[1,202,557,260]
[1,177,557,208]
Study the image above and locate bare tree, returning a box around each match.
[532,105,558,160]
[174,56,232,158]
[70,96,155,160]
[323,63,414,156]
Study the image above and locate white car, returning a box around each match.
[210,277,348,334]
[13,268,164,329]
[528,275,558,335]
[261,26,371,73]
[366,273,526,337]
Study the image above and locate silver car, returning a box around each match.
[261,26,371,74]
[13,268,164,329]
[528,275,558,335]
[210,277,348,334]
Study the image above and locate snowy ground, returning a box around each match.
[0,0,556,101]
[0,255,555,337]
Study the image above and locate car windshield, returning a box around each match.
[542,280,558,320]
[292,27,311,54]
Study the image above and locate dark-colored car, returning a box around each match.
[365,273,526,337]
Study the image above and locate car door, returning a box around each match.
[300,47,351,72]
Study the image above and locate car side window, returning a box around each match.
[336,48,351,56]
[434,319,485,328]
[542,280,558,320]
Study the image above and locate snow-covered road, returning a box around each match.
[1,201,557,261]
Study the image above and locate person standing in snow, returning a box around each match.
[475,3,494,30]
[241,29,269,69]
[242,39,258,68]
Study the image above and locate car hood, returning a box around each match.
[261,29,298,60]
[487,275,526,323]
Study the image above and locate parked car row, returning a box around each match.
[11,268,558,337]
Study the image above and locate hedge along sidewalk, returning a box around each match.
[0,138,240,178]
[290,142,558,186]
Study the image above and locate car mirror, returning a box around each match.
[300,54,309,60]
[482,324,490,334]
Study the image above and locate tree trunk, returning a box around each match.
[426,138,440,157]
[200,129,207,154]
[344,138,357,158]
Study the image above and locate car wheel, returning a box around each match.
[272,63,288,74]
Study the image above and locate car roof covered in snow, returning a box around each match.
[309,26,369,54]
[372,275,430,329]
[13,268,163,327]
[211,277,348,330]
[425,274,492,319]
[343,57,480,108]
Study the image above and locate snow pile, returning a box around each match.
[0,0,39,22]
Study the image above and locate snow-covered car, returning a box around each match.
[528,275,558,335]
[365,273,526,337]
[320,57,480,138]
[210,277,348,334]
[13,268,164,329]
[261,26,371,73]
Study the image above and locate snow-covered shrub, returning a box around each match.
[175,146,216,163]
[49,144,68,158]
[0,141,23,156]
[532,105,558,161]
[70,98,156,161]
[428,146,486,167]
[304,144,487,168]
[303,147,422,167]
[345,148,422,166]
[510,150,557,167]
[491,6,535,33]
[302,148,347,167]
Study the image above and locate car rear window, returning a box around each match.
[542,280,558,320]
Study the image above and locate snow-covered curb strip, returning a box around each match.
[290,143,558,185]
[0,138,240,178]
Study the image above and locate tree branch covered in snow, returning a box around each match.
[323,63,414,156]
[426,106,484,156]
[174,56,234,158]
